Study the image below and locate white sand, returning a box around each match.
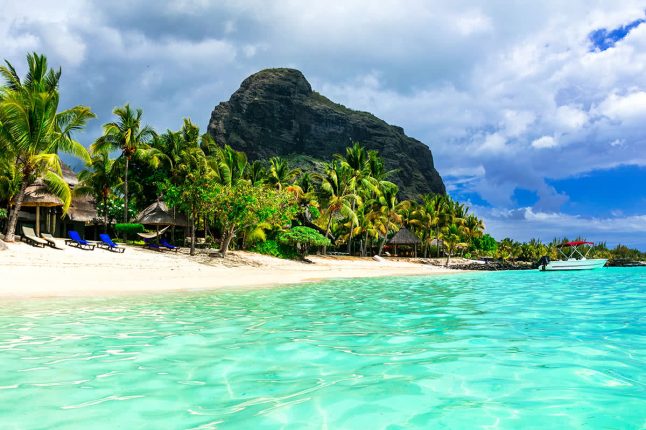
[0,241,457,298]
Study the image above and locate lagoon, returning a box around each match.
[1,268,644,429]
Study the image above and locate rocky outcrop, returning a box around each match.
[208,68,445,198]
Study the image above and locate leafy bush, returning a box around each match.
[278,226,331,259]
[115,223,145,241]
[0,208,6,220]
[250,240,296,259]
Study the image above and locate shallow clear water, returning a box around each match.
[0,268,644,429]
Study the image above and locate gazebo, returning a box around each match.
[387,227,421,257]
[135,200,188,243]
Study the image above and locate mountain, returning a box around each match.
[207,68,445,198]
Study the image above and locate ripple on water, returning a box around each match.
[0,267,644,429]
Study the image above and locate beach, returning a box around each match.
[0,242,457,298]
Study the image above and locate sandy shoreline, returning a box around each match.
[0,241,459,298]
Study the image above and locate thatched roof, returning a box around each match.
[388,227,420,245]
[68,194,99,223]
[61,163,79,187]
[136,201,188,227]
[15,163,80,208]
[21,182,63,207]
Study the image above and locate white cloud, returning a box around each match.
[532,136,557,149]
[477,206,646,248]
[597,91,646,122]
[554,105,588,131]
[1,0,644,248]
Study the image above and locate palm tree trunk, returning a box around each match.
[123,156,129,223]
[378,236,387,256]
[190,209,196,256]
[219,225,235,257]
[323,214,333,255]
[103,195,108,233]
[4,179,28,242]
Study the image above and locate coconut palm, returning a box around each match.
[318,160,357,247]
[246,160,267,186]
[440,223,467,266]
[268,156,300,190]
[76,149,119,232]
[91,104,158,222]
[0,53,94,241]
[210,145,247,186]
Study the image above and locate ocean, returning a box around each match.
[1,267,644,429]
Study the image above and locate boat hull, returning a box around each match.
[541,259,607,271]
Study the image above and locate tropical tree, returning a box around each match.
[210,182,298,257]
[278,226,331,259]
[208,144,247,186]
[91,104,158,222]
[317,160,357,248]
[0,53,94,241]
[76,149,119,232]
[440,223,467,266]
[268,156,300,190]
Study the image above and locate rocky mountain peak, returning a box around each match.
[208,68,445,198]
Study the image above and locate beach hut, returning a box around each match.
[387,227,420,257]
[12,164,99,237]
[135,200,188,243]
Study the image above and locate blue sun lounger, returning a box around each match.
[98,234,125,253]
[65,230,95,250]
[160,239,180,252]
[144,237,164,251]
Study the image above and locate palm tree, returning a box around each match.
[91,104,157,222]
[210,145,247,186]
[440,223,467,266]
[371,181,406,255]
[246,160,267,186]
[318,160,357,250]
[268,156,300,190]
[76,149,118,232]
[0,53,94,241]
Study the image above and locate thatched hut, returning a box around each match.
[387,227,421,257]
[136,201,188,227]
[11,164,99,238]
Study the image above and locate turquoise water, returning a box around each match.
[0,268,644,429]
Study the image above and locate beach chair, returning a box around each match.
[160,238,180,252]
[21,226,47,248]
[65,230,95,250]
[143,237,164,252]
[41,232,65,250]
[98,233,125,253]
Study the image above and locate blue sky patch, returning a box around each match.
[512,188,539,207]
[589,18,645,51]
[548,165,646,217]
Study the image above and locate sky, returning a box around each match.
[1,0,645,249]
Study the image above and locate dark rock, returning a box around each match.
[208,68,445,199]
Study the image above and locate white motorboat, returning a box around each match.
[538,241,607,271]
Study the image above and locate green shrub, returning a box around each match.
[250,240,296,259]
[0,208,6,220]
[278,226,331,259]
[115,223,145,242]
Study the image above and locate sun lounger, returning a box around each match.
[143,238,164,251]
[41,232,65,250]
[21,226,47,248]
[65,230,95,250]
[160,239,180,252]
[98,233,125,253]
